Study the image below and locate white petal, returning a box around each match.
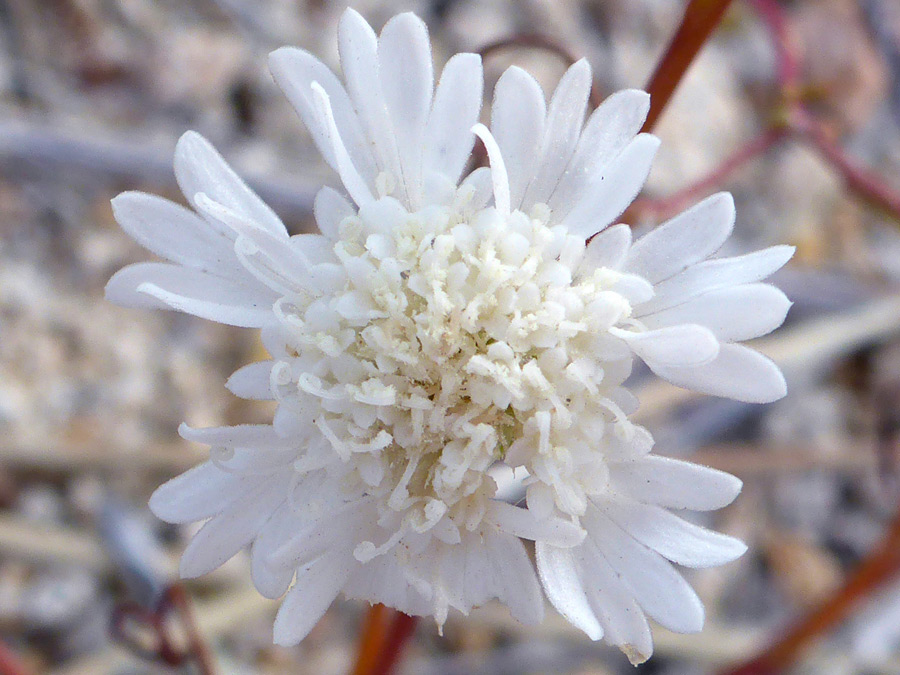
[313,187,354,240]
[641,283,792,342]
[626,193,735,283]
[149,463,256,524]
[105,262,275,327]
[311,83,376,207]
[600,497,747,568]
[651,343,787,403]
[111,192,239,275]
[535,543,603,640]
[608,455,742,511]
[485,501,585,547]
[178,422,293,450]
[491,66,546,210]
[268,47,376,185]
[472,124,510,216]
[560,134,659,238]
[460,167,494,212]
[272,550,351,645]
[579,224,632,274]
[523,59,592,209]
[252,504,300,599]
[425,53,483,184]
[226,361,276,400]
[636,245,795,316]
[337,9,402,185]
[613,324,719,368]
[578,542,653,664]
[173,132,286,238]
[585,508,705,633]
[377,13,434,209]
[550,89,650,215]
[180,478,289,578]
[484,529,544,625]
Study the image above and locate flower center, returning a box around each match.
[271,188,644,545]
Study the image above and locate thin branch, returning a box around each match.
[629,125,787,220]
[642,0,736,132]
[748,0,801,94]
[792,110,900,223]
[719,510,900,675]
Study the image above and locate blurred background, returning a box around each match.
[1,0,900,673]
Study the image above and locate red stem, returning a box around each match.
[642,0,736,131]
[719,509,900,675]
[748,0,801,93]
[368,612,418,675]
[791,110,900,222]
[0,641,30,675]
[630,125,787,220]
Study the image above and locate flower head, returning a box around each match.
[107,9,793,662]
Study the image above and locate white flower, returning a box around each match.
[106,9,793,661]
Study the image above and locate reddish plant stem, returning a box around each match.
[629,125,788,220]
[368,611,418,675]
[748,0,801,93]
[166,584,218,675]
[0,640,30,675]
[351,604,390,675]
[791,111,900,222]
[642,0,736,132]
[720,510,900,675]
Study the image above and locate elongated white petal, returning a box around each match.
[551,89,650,215]
[311,83,376,207]
[178,422,294,450]
[111,192,240,275]
[561,134,660,238]
[535,543,603,640]
[485,501,585,547]
[636,245,795,316]
[337,8,402,185]
[579,224,632,274]
[652,343,787,403]
[377,12,433,209]
[491,66,546,210]
[484,529,544,624]
[578,542,653,664]
[251,504,299,598]
[180,478,289,578]
[272,551,352,645]
[626,193,735,283]
[106,262,275,327]
[226,361,276,400]
[268,47,376,186]
[425,53,483,184]
[472,124,510,216]
[585,508,705,633]
[600,497,747,568]
[641,283,792,342]
[313,187,354,240]
[173,132,286,238]
[613,324,719,368]
[608,455,742,511]
[149,463,257,524]
[523,59,592,208]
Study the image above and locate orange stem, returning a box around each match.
[351,604,390,675]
